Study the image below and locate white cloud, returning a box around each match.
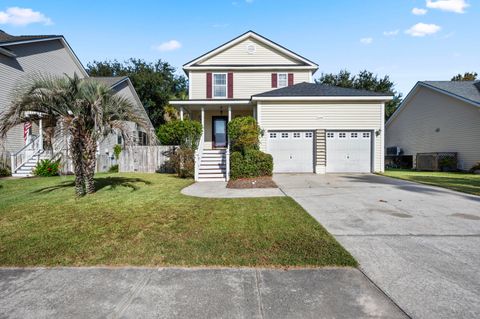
[154,40,182,52]
[383,30,399,36]
[405,23,441,37]
[426,0,469,13]
[412,7,428,15]
[0,7,52,26]
[360,37,373,45]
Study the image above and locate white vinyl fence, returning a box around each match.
[118,146,175,173]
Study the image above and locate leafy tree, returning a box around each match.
[156,119,202,149]
[227,116,261,153]
[451,72,478,81]
[0,74,154,196]
[86,59,188,128]
[316,70,402,120]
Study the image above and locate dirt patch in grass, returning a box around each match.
[227,176,277,189]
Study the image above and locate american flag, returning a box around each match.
[24,122,32,142]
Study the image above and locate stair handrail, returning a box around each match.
[226,144,230,182]
[10,135,41,173]
[194,133,205,181]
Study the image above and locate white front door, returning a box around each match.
[326,131,372,173]
[267,131,314,173]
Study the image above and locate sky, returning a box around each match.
[0,0,478,95]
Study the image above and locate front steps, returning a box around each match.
[12,153,47,177]
[198,149,227,182]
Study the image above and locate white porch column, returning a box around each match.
[228,105,232,122]
[253,105,257,120]
[38,118,43,151]
[201,106,205,139]
[180,106,184,121]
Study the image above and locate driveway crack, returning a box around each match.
[254,269,266,319]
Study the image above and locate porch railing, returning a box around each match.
[10,135,41,173]
[225,144,230,182]
[194,134,205,181]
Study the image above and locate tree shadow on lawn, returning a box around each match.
[32,176,152,194]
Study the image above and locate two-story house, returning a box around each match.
[171,31,392,181]
[0,30,153,176]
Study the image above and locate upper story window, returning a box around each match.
[213,73,227,98]
[278,73,288,88]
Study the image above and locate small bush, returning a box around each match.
[170,147,195,178]
[108,164,119,173]
[230,149,273,180]
[227,116,261,153]
[33,159,60,177]
[470,162,480,173]
[157,119,202,149]
[113,144,122,161]
[0,166,11,177]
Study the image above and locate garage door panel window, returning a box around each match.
[362,132,370,138]
[269,132,277,139]
[281,132,289,138]
[327,132,334,139]
[305,132,313,139]
[350,133,358,138]
[293,132,301,138]
[339,133,346,138]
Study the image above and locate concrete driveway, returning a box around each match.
[274,173,480,319]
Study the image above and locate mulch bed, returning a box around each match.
[227,176,278,189]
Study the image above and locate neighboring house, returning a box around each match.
[0,30,153,176]
[386,81,480,170]
[170,31,392,181]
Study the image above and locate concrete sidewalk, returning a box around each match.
[181,181,284,198]
[0,267,406,319]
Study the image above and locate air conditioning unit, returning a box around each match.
[386,146,401,156]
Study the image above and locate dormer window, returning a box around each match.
[213,73,227,98]
[278,73,288,88]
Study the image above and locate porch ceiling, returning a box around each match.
[170,100,254,111]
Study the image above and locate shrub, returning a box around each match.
[470,162,480,173]
[157,119,202,150]
[33,159,60,177]
[227,116,261,153]
[230,149,273,180]
[170,147,195,178]
[108,164,119,173]
[113,144,122,161]
[439,156,457,171]
[0,166,11,177]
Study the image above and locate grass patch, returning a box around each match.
[382,169,480,196]
[0,173,356,267]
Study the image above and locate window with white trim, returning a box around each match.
[350,132,358,138]
[293,132,301,138]
[281,132,289,138]
[305,132,313,138]
[213,73,227,98]
[278,73,288,88]
[327,132,334,139]
[339,132,346,138]
[362,132,370,138]
[269,132,277,139]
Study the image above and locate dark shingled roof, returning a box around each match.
[0,30,61,45]
[253,82,393,97]
[91,76,128,88]
[421,81,480,105]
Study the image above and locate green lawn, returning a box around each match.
[0,173,355,267]
[382,169,480,196]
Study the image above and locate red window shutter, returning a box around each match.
[288,73,294,86]
[227,72,233,98]
[206,73,212,99]
[271,73,277,88]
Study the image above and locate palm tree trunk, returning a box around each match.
[70,121,86,197]
[83,133,97,194]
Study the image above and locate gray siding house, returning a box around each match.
[0,30,153,176]
[386,81,480,170]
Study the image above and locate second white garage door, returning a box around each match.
[268,131,314,173]
[326,131,372,173]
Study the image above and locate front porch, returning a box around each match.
[171,100,256,181]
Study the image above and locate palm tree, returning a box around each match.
[0,73,155,196]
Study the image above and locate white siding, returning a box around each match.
[189,70,311,99]
[258,101,385,172]
[386,86,480,170]
[0,40,85,152]
[198,38,300,65]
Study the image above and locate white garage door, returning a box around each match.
[326,131,372,173]
[268,131,314,173]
